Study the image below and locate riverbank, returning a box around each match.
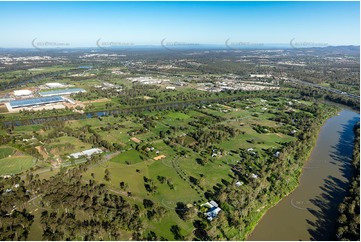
[247,108,360,240]
[245,106,340,240]
[335,124,360,240]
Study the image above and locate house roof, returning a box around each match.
[206,207,222,218]
[209,200,218,208]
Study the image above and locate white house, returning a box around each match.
[202,200,222,221]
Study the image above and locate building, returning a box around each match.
[13,90,32,97]
[8,96,65,109]
[202,200,222,221]
[250,74,272,78]
[205,207,222,221]
[45,82,66,88]
[39,88,86,97]
[68,148,103,159]
[128,77,167,85]
[0,97,15,103]
[209,200,218,207]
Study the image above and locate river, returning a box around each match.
[248,109,360,241]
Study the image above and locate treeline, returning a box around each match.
[0,68,79,91]
[295,84,360,110]
[336,124,360,240]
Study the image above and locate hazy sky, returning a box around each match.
[0,1,359,48]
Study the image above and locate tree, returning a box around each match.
[170,225,184,240]
[143,199,154,209]
[104,169,111,182]
[145,231,158,241]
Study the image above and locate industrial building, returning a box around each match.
[68,148,103,159]
[13,89,32,97]
[45,82,67,88]
[9,96,65,109]
[39,88,86,97]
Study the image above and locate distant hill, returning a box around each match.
[306,45,360,55]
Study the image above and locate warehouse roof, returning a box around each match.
[9,96,64,108]
[39,88,86,97]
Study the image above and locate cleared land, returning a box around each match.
[0,155,35,175]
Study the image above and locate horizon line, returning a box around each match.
[0,44,360,50]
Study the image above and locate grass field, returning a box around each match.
[0,156,35,175]
[110,149,145,165]
[13,124,43,132]
[0,147,15,159]
[166,112,191,120]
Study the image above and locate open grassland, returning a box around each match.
[0,156,35,175]
[0,146,16,159]
[13,124,43,133]
[0,146,36,176]
[110,149,145,165]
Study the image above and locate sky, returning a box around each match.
[0,1,359,48]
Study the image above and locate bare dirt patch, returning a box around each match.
[35,146,49,160]
[130,137,142,143]
[82,98,110,104]
[154,155,166,161]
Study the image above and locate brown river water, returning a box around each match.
[248,109,360,241]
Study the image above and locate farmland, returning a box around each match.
[0,94,341,240]
[0,146,35,175]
